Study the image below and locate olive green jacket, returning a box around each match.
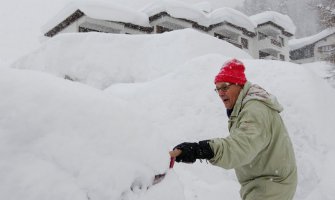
[209,82,297,200]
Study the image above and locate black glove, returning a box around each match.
[173,140,214,163]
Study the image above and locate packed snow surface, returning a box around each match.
[12,29,251,89]
[2,29,335,200]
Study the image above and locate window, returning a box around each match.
[304,48,312,57]
[290,50,304,60]
[280,54,285,61]
[258,32,267,40]
[318,45,335,52]
[156,25,172,33]
[241,38,248,49]
[259,51,270,59]
[214,33,230,40]
[279,36,284,47]
[79,26,100,33]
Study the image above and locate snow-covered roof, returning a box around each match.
[289,28,335,50]
[42,0,150,33]
[209,7,256,33]
[141,1,255,32]
[43,0,294,37]
[250,11,296,35]
[141,0,208,25]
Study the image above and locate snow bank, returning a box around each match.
[12,29,251,89]
[250,11,296,35]
[0,58,6,69]
[3,30,335,200]
[0,67,184,200]
[303,61,335,88]
[105,57,335,200]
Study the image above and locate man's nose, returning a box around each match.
[218,89,226,95]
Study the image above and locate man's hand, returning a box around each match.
[170,141,214,163]
[169,149,182,158]
[172,142,199,163]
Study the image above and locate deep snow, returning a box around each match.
[1,29,335,200]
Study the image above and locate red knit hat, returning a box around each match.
[214,59,247,85]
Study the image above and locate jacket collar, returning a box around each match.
[230,81,252,118]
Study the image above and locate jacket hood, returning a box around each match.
[242,82,283,112]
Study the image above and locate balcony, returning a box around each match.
[318,46,335,54]
[225,38,242,49]
[317,45,335,61]
[214,33,242,49]
[270,38,282,47]
[258,36,282,53]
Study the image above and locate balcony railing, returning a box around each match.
[271,38,282,47]
[214,33,242,49]
[318,47,335,54]
[258,32,282,48]
[225,38,242,49]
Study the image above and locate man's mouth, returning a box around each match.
[223,98,229,102]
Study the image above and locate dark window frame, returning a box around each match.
[241,37,249,49]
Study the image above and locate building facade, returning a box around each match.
[290,29,335,64]
[43,1,295,62]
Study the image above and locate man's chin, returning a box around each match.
[223,101,232,109]
[223,102,229,109]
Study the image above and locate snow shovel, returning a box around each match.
[153,149,181,185]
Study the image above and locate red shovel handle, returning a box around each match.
[169,157,175,169]
[169,149,181,169]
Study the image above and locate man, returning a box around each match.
[170,59,297,200]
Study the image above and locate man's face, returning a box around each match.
[215,82,242,109]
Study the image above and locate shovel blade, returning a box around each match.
[152,157,175,185]
[153,173,166,185]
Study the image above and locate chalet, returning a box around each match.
[141,1,205,33]
[205,8,256,52]
[289,28,335,64]
[42,1,153,37]
[141,2,257,51]
[250,11,295,61]
[43,1,295,62]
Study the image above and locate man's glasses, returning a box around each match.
[214,83,233,93]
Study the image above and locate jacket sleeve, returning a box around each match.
[209,101,272,169]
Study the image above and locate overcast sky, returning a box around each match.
[178,0,243,8]
[119,0,244,9]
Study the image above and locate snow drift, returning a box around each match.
[13,29,251,89]
[2,29,335,200]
